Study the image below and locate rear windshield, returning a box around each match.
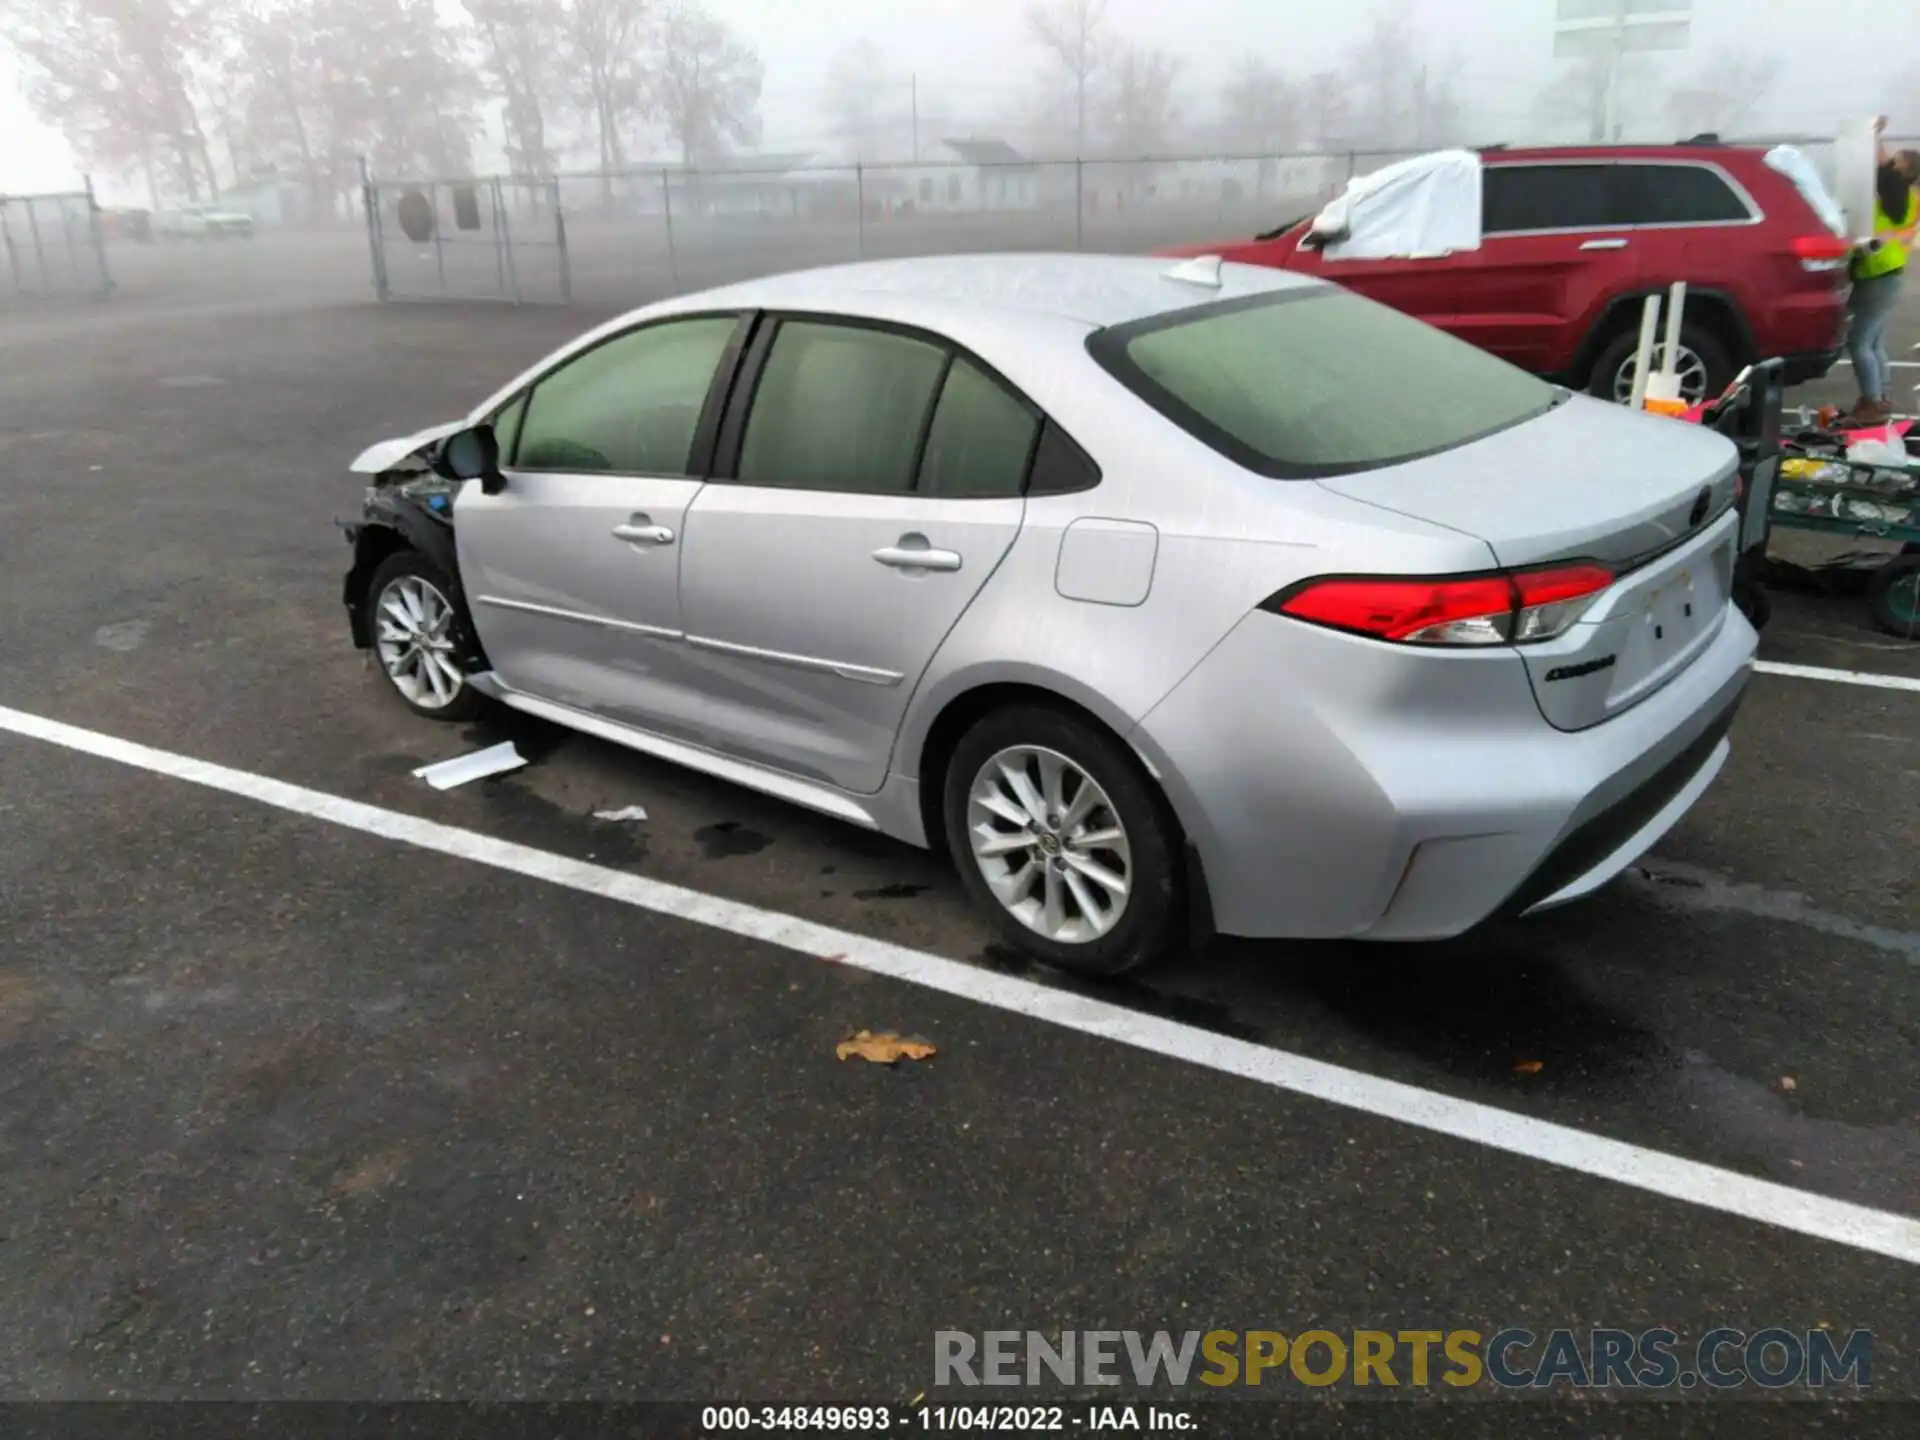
[1088,289,1559,477]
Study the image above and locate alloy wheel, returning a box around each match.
[1612,342,1710,406]
[966,745,1132,944]
[374,574,465,710]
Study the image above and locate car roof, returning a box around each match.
[1480,142,1765,166]
[681,253,1318,330]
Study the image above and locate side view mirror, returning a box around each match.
[433,424,504,494]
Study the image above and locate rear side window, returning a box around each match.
[916,358,1042,498]
[1483,165,1619,233]
[738,321,948,493]
[1612,164,1751,225]
[1090,290,1557,477]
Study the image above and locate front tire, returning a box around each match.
[366,550,485,721]
[942,706,1184,977]
[1589,322,1733,408]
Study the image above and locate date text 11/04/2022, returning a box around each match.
[701,1407,1196,1432]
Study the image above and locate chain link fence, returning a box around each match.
[362,136,1905,311]
[2,186,113,303]
[363,170,569,304]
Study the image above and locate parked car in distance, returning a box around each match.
[1159,143,1852,407]
[339,254,1755,975]
[98,207,153,242]
[155,203,256,240]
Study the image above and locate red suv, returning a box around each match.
[1160,143,1853,403]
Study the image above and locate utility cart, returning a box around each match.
[1766,419,1920,639]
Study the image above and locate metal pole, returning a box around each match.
[431,181,447,297]
[84,175,112,296]
[856,163,866,259]
[25,196,46,291]
[1074,158,1084,250]
[499,177,522,304]
[360,155,389,301]
[553,177,571,304]
[499,179,514,305]
[661,169,680,290]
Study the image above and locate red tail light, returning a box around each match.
[1266,563,1616,646]
[1791,235,1852,273]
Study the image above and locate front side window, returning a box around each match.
[1091,289,1557,477]
[737,321,948,494]
[514,315,738,474]
[1482,164,1620,234]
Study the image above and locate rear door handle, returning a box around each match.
[872,544,962,572]
[1580,238,1629,251]
[612,520,675,545]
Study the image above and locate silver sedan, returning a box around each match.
[341,254,1755,975]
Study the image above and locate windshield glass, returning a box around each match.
[1089,288,1558,477]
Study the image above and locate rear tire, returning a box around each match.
[366,550,486,721]
[1588,321,1734,408]
[942,705,1184,977]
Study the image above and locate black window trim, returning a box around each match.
[497,308,756,479]
[710,309,1094,499]
[1085,287,1565,481]
[1479,158,1763,239]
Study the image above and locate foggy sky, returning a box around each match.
[2,0,1912,198]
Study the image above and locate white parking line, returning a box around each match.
[2,701,1917,1268]
[1755,659,1920,693]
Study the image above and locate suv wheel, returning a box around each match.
[943,706,1184,977]
[1590,323,1733,408]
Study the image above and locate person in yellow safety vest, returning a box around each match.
[1846,118,1919,422]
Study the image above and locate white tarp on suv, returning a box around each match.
[1308,148,1483,260]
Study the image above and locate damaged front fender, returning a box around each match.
[348,419,469,477]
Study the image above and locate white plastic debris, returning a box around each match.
[1309,148,1483,261]
[592,804,649,822]
[412,741,526,790]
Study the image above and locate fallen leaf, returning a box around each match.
[836,1029,937,1064]
[1778,1075,1798,1093]
[1513,1060,1545,1075]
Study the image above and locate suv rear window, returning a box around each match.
[1089,289,1558,477]
[1612,164,1751,225]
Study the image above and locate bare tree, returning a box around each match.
[824,38,890,163]
[1666,52,1785,139]
[1098,45,1181,160]
[1300,71,1351,151]
[466,0,562,177]
[654,2,763,167]
[212,0,477,217]
[1,0,222,204]
[1342,3,1423,150]
[562,0,651,180]
[1222,60,1299,155]
[1025,0,1107,159]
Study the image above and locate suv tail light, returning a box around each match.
[1791,235,1852,273]
[1265,563,1615,646]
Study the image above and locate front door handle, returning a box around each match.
[873,542,962,572]
[612,519,675,545]
[1580,238,1629,251]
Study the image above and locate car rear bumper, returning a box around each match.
[1129,600,1757,942]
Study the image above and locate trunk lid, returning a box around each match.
[1317,394,1742,731]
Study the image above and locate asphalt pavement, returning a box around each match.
[2,259,1918,1433]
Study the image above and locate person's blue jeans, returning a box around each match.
[1848,269,1904,402]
